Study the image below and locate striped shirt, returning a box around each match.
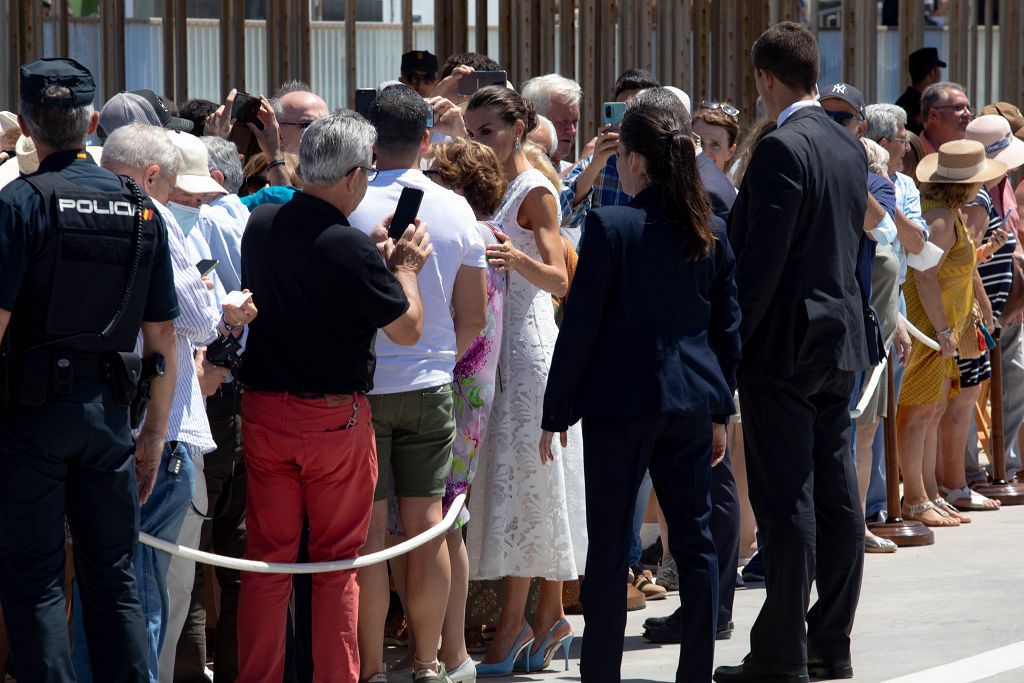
[971,186,1017,320]
[154,200,220,455]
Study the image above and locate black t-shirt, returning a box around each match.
[896,86,923,135]
[0,150,178,322]
[239,192,409,393]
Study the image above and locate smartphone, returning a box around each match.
[426,107,434,128]
[196,259,220,277]
[355,88,377,118]
[457,70,508,96]
[602,102,627,128]
[388,187,425,241]
[231,91,264,130]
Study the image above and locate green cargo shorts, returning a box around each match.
[368,383,455,501]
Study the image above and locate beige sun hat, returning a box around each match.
[0,111,19,133]
[965,114,1024,171]
[916,139,1007,184]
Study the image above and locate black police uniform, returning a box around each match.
[0,59,178,683]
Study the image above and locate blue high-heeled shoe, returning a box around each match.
[524,618,574,672]
[475,624,534,678]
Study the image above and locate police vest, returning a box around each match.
[3,171,162,405]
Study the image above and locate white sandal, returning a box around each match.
[941,485,1000,512]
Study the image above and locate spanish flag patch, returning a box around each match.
[142,208,154,221]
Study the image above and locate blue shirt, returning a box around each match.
[891,171,929,284]
[239,184,299,211]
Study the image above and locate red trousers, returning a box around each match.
[237,391,377,683]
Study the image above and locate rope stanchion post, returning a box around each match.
[869,359,935,546]
[973,334,1024,505]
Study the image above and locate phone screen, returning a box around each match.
[355,89,377,118]
[457,70,508,96]
[231,92,264,130]
[389,187,425,241]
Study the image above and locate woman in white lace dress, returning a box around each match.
[463,86,587,675]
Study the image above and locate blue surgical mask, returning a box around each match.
[168,201,201,236]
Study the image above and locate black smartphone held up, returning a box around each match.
[388,187,425,241]
[231,92,264,130]
[355,88,377,118]
[457,70,508,96]
[602,101,627,128]
[196,259,220,277]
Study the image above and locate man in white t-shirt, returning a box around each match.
[348,84,487,683]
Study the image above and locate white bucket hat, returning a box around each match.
[965,114,1024,171]
[167,130,226,195]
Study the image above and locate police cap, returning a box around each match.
[20,58,96,107]
[401,50,438,76]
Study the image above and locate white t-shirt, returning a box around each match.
[348,168,486,394]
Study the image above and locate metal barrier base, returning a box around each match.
[869,519,935,547]
[972,480,1024,506]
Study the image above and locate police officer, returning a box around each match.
[0,58,179,683]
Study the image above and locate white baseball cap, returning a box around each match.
[167,131,226,195]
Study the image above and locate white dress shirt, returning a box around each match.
[776,99,821,127]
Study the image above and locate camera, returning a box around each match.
[205,334,243,372]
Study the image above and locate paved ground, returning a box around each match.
[485,503,1024,683]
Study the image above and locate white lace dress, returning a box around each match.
[466,169,588,582]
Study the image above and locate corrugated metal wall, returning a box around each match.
[38,18,998,111]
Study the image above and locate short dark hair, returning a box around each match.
[179,98,218,136]
[613,69,660,100]
[751,21,819,94]
[440,52,502,79]
[370,85,429,153]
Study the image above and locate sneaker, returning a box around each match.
[412,663,451,683]
[657,556,680,592]
[446,658,477,683]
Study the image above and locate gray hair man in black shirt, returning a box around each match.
[237,113,432,683]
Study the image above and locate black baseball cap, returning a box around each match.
[130,89,194,134]
[401,50,438,77]
[909,47,946,82]
[20,57,95,107]
[819,82,866,119]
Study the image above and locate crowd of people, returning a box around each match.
[1,19,1023,683]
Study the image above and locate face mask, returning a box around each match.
[168,201,201,237]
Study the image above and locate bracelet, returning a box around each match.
[266,159,286,171]
[222,319,245,332]
[976,246,991,263]
[938,327,953,339]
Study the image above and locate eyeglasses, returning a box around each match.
[699,100,740,118]
[932,103,975,116]
[346,165,379,182]
[279,120,316,130]
[885,135,910,145]
[825,110,863,126]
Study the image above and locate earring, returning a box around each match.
[515,139,521,152]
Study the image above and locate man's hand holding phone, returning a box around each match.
[432,64,475,104]
[592,124,620,165]
[205,89,238,139]
[424,96,467,138]
[383,218,433,275]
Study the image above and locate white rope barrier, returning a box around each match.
[138,493,467,574]
[850,355,887,420]
[899,314,942,352]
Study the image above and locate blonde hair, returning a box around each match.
[861,138,890,176]
[523,142,562,195]
[430,138,508,218]
[920,181,979,208]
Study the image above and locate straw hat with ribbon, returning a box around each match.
[965,114,1024,171]
[916,139,1007,185]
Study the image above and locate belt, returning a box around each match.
[288,391,357,406]
[64,353,112,379]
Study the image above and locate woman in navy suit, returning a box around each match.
[540,103,741,683]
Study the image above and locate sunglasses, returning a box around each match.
[279,120,316,130]
[699,100,740,118]
[825,110,863,126]
[932,103,975,117]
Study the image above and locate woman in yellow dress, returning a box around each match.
[896,140,1006,527]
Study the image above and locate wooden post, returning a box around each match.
[559,0,575,78]
[640,0,654,73]
[674,0,693,93]
[476,0,489,56]
[347,0,357,108]
[899,0,924,98]
[578,0,597,148]
[983,0,993,106]
[174,0,187,101]
[21,0,45,63]
[220,0,246,96]
[57,0,69,58]
[163,0,176,102]
[299,0,311,87]
[806,0,819,41]
[434,1,449,78]
[597,0,615,106]
[453,0,469,57]
[402,0,413,54]
[974,336,1024,504]
[619,0,633,76]
[656,0,672,84]
[865,0,878,102]
[869,361,936,544]
[694,0,711,101]
[499,0,513,75]
[947,0,964,86]
[841,0,856,86]
[100,0,126,100]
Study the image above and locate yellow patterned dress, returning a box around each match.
[899,198,977,406]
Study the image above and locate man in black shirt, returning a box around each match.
[895,47,946,135]
[237,113,431,683]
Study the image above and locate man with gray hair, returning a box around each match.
[920,81,973,152]
[0,58,178,683]
[237,113,432,683]
[522,73,583,169]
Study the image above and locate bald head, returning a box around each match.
[277,90,329,154]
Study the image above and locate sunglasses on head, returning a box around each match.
[699,100,740,118]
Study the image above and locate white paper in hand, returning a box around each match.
[222,290,253,308]
[907,240,944,272]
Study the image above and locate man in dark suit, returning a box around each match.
[714,22,869,683]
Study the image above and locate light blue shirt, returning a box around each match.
[197,194,250,293]
[891,171,929,284]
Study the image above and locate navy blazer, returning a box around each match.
[541,187,742,432]
[728,105,869,384]
[698,152,737,223]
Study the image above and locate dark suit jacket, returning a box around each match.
[698,152,737,223]
[728,105,869,384]
[542,187,741,432]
